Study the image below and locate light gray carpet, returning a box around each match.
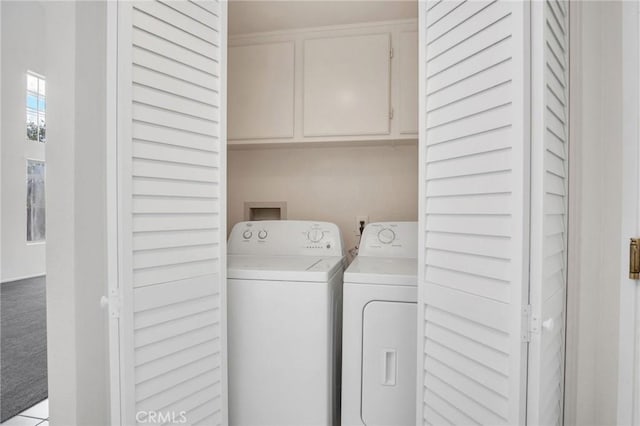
[1,276,48,422]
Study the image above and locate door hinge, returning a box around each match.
[100,288,121,318]
[389,108,394,120]
[630,238,640,279]
[521,304,540,342]
[521,305,531,342]
[390,47,394,59]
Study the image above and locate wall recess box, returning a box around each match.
[244,201,288,221]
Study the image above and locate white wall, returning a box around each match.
[1,1,46,282]
[45,1,110,424]
[567,2,623,425]
[228,143,419,254]
[73,1,110,423]
[44,3,77,423]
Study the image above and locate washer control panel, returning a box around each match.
[228,220,344,256]
[359,222,418,258]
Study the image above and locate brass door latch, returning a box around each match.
[630,238,640,279]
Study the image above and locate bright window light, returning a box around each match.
[26,72,46,143]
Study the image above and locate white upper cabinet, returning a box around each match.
[228,42,295,140]
[228,20,418,147]
[303,33,391,137]
[398,31,418,134]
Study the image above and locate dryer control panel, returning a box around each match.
[228,220,344,256]
[358,222,418,258]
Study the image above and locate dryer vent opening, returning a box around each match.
[244,201,287,221]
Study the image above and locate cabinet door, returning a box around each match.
[303,33,391,137]
[398,30,418,134]
[228,42,295,140]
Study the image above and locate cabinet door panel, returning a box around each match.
[399,30,418,134]
[228,42,295,140]
[303,33,391,137]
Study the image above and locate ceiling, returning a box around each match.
[228,0,418,36]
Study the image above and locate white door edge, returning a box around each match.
[564,2,583,424]
[106,0,121,424]
[415,1,427,424]
[219,2,230,424]
[618,1,640,425]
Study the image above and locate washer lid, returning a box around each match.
[344,257,417,286]
[227,255,344,282]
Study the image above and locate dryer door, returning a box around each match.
[362,301,417,426]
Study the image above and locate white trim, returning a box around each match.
[564,1,582,424]
[229,18,418,41]
[106,0,120,424]
[220,1,229,424]
[415,1,426,424]
[0,0,3,297]
[618,1,640,424]
[526,2,545,421]
[513,3,532,422]
[116,2,135,423]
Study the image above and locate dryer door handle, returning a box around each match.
[382,349,397,386]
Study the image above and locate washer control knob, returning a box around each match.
[377,228,396,244]
[307,229,324,243]
[258,230,268,240]
[242,230,253,239]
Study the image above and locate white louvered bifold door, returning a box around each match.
[114,1,227,425]
[527,1,569,425]
[418,1,531,424]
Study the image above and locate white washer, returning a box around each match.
[227,220,345,426]
[341,222,418,426]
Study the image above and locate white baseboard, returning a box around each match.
[1,273,46,285]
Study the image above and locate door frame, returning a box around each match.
[106,0,120,424]
[618,0,640,424]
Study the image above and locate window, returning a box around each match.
[26,72,46,143]
[27,160,46,242]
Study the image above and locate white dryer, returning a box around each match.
[227,220,345,426]
[341,222,418,426]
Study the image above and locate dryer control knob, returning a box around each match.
[258,230,268,240]
[242,230,253,239]
[307,229,324,243]
[378,228,396,244]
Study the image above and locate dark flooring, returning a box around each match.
[1,276,48,422]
